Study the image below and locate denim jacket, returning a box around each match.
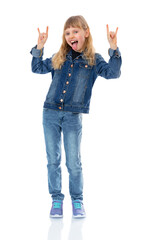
[30,46,122,113]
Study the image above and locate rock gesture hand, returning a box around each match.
[37,26,49,49]
[106,24,118,50]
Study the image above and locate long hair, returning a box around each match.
[52,15,95,69]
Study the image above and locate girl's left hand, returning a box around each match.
[106,24,118,50]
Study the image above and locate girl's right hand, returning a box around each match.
[37,26,49,49]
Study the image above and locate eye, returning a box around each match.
[65,32,70,36]
[74,30,78,34]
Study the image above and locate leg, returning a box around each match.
[43,109,64,201]
[62,112,83,201]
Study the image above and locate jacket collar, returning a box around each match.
[66,49,83,60]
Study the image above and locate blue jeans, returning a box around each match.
[43,109,83,201]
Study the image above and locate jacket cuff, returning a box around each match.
[108,47,121,57]
[30,45,44,58]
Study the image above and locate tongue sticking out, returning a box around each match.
[72,41,78,51]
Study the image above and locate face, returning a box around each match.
[64,27,89,52]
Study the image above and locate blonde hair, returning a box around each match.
[52,15,95,69]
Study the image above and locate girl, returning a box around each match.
[30,15,122,218]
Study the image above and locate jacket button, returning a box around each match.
[71,64,73,68]
[59,107,62,110]
[60,99,63,102]
[63,90,66,93]
[68,73,71,77]
[85,65,88,68]
[66,81,69,85]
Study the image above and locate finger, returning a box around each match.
[37,28,40,35]
[40,35,43,41]
[115,27,118,35]
[110,32,115,39]
[46,26,49,35]
[106,24,109,34]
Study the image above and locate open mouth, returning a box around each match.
[71,40,78,51]
[71,40,78,45]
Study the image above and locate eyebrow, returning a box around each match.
[65,27,80,32]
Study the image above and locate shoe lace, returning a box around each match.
[53,201,62,209]
[73,202,82,209]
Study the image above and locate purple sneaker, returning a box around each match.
[72,200,86,218]
[50,200,63,218]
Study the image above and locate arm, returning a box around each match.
[30,26,53,74]
[30,46,53,74]
[95,48,121,79]
[95,25,122,79]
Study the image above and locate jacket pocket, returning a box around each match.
[46,70,61,101]
[72,63,92,104]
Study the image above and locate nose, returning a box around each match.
[70,33,74,39]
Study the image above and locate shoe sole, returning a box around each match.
[50,214,63,218]
[73,214,86,218]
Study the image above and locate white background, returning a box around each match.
[0,0,160,239]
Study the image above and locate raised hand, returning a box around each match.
[37,26,49,49]
[106,24,118,50]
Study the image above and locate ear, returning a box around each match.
[85,28,90,38]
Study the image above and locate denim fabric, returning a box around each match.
[30,46,122,201]
[43,108,83,201]
[30,47,122,113]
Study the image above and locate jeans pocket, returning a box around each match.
[72,112,80,115]
[43,107,49,111]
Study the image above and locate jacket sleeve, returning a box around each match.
[30,46,53,74]
[95,48,122,79]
